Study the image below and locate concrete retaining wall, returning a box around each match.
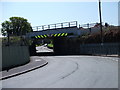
[2,46,30,70]
[79,43,120,55]
[53,37,120,55]
[0,46,2,71]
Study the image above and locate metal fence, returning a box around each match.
[79,22,104,29]
[32,21,77,31]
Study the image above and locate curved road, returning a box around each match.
[2,55,118,88]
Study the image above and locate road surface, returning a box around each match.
[2,55,118,88]
[36,45,53,53]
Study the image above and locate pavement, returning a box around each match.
[0,56,48,80]
[97,54,119,58]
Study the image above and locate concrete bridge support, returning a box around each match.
[53,37,80,55]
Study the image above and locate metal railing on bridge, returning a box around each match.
[79,22,104,29]
[32,21,77,31]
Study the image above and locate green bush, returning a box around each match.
[2,36,30,46]
[78,26,120,44]
[47,43,53,48]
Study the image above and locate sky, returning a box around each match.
[0,1,119,29]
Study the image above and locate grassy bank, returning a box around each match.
[47,43,53,49]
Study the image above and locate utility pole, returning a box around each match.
[99,0,103,44]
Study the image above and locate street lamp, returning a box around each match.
[98,0,103,44]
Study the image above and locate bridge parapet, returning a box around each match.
[32,21,77,31]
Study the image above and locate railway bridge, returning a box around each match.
[26,21,79,39]
[26,21,100,55]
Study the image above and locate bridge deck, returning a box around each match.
[26,21,101,39]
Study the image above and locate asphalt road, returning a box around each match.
[36,45,53,53]
[2,55,118,88]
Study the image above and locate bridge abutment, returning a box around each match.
[53,37,80,55]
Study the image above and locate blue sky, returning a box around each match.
[1,2,118,28]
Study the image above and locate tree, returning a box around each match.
[1,21,12,45]
[1,21,12,36]
[1,17,33,36]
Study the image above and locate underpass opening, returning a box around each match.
[29,32,73,56]
[28,38,54,56]
[35,38,54,54]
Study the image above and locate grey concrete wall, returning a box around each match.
[2,46,30,70]
[0,38,2,89]
[0,38,2,71]
[79,43,120,55]
[0,46,2,71]
[53,37,120,55]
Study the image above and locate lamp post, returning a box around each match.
[99,0,103,44]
